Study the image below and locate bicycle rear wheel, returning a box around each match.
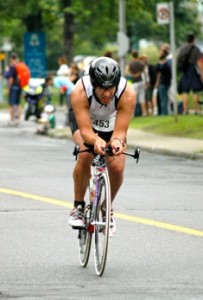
[78,183,93,267]
[94,172,111,276]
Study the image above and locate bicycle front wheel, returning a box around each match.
[94,172,111,276]
[78,184,93,268]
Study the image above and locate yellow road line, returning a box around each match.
[115,213,203,238]
[0,187,72,208]
[0,187,203,238]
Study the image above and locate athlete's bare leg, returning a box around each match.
[72,130,92,202]
[107,154,126,203]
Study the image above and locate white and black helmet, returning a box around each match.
[89,57,121,88]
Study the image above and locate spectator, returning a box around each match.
[161,43,173,113]
[161,43,172,64]
[177,32,203,115]
[7,53,22,125]
[57,56,70,106]
[104,51,113,58]
[127,50,147,116]
[57,56,69,76]
[53,75,75,126]
[146,63,157,115]
[139,54,154,115]
[154,49,172,115]
[68,63,81,84]
[4,66,10,80]
[42,76,53,104]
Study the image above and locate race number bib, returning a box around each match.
[92,117,115,132]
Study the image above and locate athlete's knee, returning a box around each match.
[77,152,92,166]
[109,163,124,179]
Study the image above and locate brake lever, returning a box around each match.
[73,145,80,160]
[123,147,140,163]
[134,148,140,163]
[73,143,94,160]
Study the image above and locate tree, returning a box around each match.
[0,0,202,69]
[61,0,74,61]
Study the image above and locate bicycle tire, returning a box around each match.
[78,183,93,267]
[94,172,111,276]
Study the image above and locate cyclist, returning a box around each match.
[69,57,136,235]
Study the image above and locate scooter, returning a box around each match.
[23,79,45,121]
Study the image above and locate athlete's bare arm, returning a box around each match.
[110,82,136,144]
[71,79,107,152]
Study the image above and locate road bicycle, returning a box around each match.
[73,143,140,276]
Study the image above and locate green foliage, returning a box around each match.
[0,0,202,68]
[139,45,159,64]
[174,1,202,46]
[130,115,203,140]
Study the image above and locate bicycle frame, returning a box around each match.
[73,143,140,276]
[89,155,108,226]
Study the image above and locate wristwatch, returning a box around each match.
[111,138,125,147]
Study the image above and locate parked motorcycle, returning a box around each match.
[23,79,45,121]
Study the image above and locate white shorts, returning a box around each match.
[132,81,145,103]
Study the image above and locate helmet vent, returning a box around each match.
[89,56,121,88]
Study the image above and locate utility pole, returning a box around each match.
[156,1,178,120]
[118,0,129,75]
[169,1,178,120]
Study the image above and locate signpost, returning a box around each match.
[169,1,178,118]
[118,0,129,75]
[1,38,12,68]
[156,1,178,118]
[24,32,46,78]
[117,31,129,58]
[156,3,170,24]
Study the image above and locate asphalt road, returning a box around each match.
[0,119,203,300]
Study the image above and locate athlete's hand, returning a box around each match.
[110,139,125,156]
[94,137,107,155]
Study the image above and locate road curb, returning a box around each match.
[47,128,203,161]
[129,144,203,161]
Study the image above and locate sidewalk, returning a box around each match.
[127,128,203,160]
[48,127,203,160]
[1,109,203,160]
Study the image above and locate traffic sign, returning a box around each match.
[117,31,129,57]
[156,3,170,25]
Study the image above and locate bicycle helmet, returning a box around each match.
[89,57,121,88]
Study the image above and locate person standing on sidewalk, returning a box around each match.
[177,32,203,115]
[7,53,22,125]
[154,48,172,115]
[56,56,70,106]
[127,50,147,117]
[53,75,75,126]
